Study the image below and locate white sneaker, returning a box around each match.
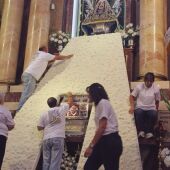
[138,131,145,138]
[145,133,154,139]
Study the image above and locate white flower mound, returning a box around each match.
[3,33,142,170]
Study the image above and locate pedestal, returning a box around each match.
[124,48,134,81]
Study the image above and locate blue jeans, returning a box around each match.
[134,108,158,133]
[43,137,64,170]
[17,72,36,111]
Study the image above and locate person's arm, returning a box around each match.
[7,125,15,131]
[84,117,107,157]
[53,54,73,61]
[129,95,135,114]
[155,87,161,111]
[37,113,45,131]
[6,111,15,131]
[37,126,44,131]
[155,100,159,110]
[67,92,74,107]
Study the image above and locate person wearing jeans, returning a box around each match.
[129,72,160,139]
[37,97,70,170]
[17,72,37,111]
[43,137,64,170]
[17,46,73,112]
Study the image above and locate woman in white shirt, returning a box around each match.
[84,83,122,170]
[129,72,160,139]
[0,93,15,169]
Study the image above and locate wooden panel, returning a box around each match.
[124,47,134,81]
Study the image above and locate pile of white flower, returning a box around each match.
[49,31,70,53]
[160,147,170,167]
[60,148,80,170]
[121,23,139,40]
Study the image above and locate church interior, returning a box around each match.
[1,0,170,170]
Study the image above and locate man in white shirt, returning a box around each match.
[17,46,73,112]
[129,72,160,139]
[37,97,69,170]
[0,93,15,169]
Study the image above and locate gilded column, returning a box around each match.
[139,0,167,79]
[0,0,24,83]
[24,0,51,68]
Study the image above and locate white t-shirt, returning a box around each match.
[24,51,55,81]
[0,105,15,137]
[95,99,118,135]
[131,83,160,110]
[38,103,69,140]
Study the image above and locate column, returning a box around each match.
[24,0,51,69]
[71,0,79,38]
[0,0,24,83]
[139,0,167,80]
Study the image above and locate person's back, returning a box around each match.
[24,50,55,81]
[41,103,69,140]
[37,97,69,170]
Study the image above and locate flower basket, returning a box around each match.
[49,31,70,54]
[121,23,139,48]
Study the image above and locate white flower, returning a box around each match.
[127,29,134,34]
[161,148,170,159]
[50,37,55,41]
[58,45,63,51]
[52,33,57,36]
[132,32,137,37]
[58,40,63,44]
[59,35,63,39]
[63,38,68,43]
[58,30,62,34]
[122,33,128,38]
[164,155,170,167]
[126,23,133,28]
[54,39,58,42]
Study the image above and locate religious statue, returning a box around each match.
[82,0,125,35]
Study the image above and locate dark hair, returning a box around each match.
[86,83,109,106]
[47,97,57,108]
[144,72,155,82]
[39,46,47,51]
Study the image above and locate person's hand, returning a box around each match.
[129,106,134,114]
[66,54,73,59]
[84,146,93,158]
[67,92,73,97]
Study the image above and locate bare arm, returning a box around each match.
[129,95,135,114]
[37,126,44,131]
[53,54,73,61]
[84,118,107,157]
[155,100,159,110]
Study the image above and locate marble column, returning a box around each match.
[24,0,51,69]
[139,0,167,80]
[0,0,24,83]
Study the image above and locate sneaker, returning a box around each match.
[145,133,154,139]
[138,131,145,138]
